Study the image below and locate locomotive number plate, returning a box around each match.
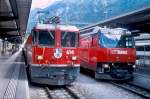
[66,50,74,55]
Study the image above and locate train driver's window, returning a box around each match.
[38,30,55,46]
[32,30,37,44]
[61,32,77,47]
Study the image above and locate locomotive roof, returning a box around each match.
[34,24,79,31]
[80,26,131,36]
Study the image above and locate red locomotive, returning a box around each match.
[23,23,80,85]
[80,26,136,80]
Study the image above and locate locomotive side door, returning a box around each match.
[79,35,89,68]
[89,33,98,70]
[26,34,32,65]
[83,36,91,68]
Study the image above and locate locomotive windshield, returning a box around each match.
[61,32,78,47]
[99,28,134,48]
[38,30,55,46]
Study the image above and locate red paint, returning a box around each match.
[24,24,80,67]
[80,27,136,71]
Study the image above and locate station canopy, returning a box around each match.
[0,0,32,43]
[82,6,150,36]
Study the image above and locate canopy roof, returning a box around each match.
[0,0,32,43]
[81,6,150,36]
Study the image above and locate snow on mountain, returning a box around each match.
[27,0,150,32]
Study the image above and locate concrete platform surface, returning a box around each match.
[0,52,29,99]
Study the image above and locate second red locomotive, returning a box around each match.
[23,23,80,85]
[80,26,136,80]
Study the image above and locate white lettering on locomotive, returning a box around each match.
[112,50,128,54]
[66,50,74,55]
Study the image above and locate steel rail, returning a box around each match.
[44,86,85,99]
[111,82,150,99]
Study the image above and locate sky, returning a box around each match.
[31,0,62,10]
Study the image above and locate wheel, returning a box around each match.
[95,72,101,80]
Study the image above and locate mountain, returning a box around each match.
[26,0,150,32]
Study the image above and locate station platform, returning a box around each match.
[0,51,29,99]
[130,65,150,90]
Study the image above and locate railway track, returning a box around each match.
[111,82,150,99]
[45,86,85,99]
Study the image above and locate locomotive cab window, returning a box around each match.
[99,29,134,48]
[125,35,134,48]
[32,30,37,44]
[61,32,78,47]
[38,30,55,46]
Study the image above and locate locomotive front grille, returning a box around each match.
[30,66,80,79]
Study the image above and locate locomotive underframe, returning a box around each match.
[29,65,80,85]
[95,62,135,80]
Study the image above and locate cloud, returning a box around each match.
[31,0,62,10]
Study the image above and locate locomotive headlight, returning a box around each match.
[37,55,43,61]
[72,56,77,61]
[103,64,109,68]
[133,65,136,68]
